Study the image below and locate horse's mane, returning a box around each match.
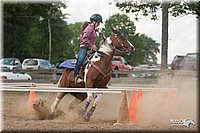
[98,37,114,56]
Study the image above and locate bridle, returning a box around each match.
[111,34,128,53]
[99,30,133,54]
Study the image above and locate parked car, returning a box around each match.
[180,53,199,71]
[133,65,161,78]
[131,73,145,78]
[22,58,53,70]
[0,58,22,70]
[0,72,32,80]
[171,55,185,70]
[145,65,161,78]
[111,56,131,71]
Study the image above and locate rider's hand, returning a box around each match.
[91,45,97,51]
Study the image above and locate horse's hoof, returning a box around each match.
[47,112,55,120]
[83,116,90,122]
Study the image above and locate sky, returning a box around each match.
[62,0,198,64]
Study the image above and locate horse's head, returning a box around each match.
[110,27,135,55]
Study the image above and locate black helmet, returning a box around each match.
[90,14,103,23]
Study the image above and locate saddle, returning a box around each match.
[58,50,95,70]
[59,50,96,81]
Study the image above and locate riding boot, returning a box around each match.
[74,75,83,84]
[79,66,84,78]
[84,106,96,122]
[79,101,90,117]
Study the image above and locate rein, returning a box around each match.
[91,61,111,87]
[91,62,111,77]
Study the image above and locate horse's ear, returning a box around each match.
[111,27,120,35]
[111,27,117,34]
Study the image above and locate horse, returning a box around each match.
[49,27,135,121]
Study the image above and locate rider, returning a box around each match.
[74,14,103,84]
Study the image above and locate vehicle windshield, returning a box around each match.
[112,58,120,63]
[112,57,127,64]
[23,60,38,66]
[0,58,15,65]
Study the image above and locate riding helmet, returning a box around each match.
[90,14,103,23]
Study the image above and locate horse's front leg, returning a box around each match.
[83,86,109,121]
[80,79,93,117]
[83,93,102,121]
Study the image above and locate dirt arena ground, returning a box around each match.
[2,75,198,132]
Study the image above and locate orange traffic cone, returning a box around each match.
[137,89,142,105]
[113,90,130,125]
[129,90,137,124]
[26,84,37,112]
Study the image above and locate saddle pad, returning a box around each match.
[59,59,76,69]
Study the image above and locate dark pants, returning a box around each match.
[74,46,90,77]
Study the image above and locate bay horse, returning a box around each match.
[50,27,135,121]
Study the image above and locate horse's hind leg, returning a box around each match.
[50,92,66,115]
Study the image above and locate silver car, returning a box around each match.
[0,58,22,70]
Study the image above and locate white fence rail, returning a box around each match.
[0,82,177,93]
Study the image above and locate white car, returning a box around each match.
[0,72,32,80]
[22,58,53,70]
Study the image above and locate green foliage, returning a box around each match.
[114,0,200,20]
[116,1,160,20]
[3,2,71,64]
[102,13,160,65]
[66,22,82,59]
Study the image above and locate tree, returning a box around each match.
[113,0,199,69]
[114,0,200,20]
[102,13,160,65]
[3,2,71,64]
[65,22,82,59]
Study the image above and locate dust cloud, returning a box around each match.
[28,94,88,123]
[10,72,198,127]
[136,74,197,126]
